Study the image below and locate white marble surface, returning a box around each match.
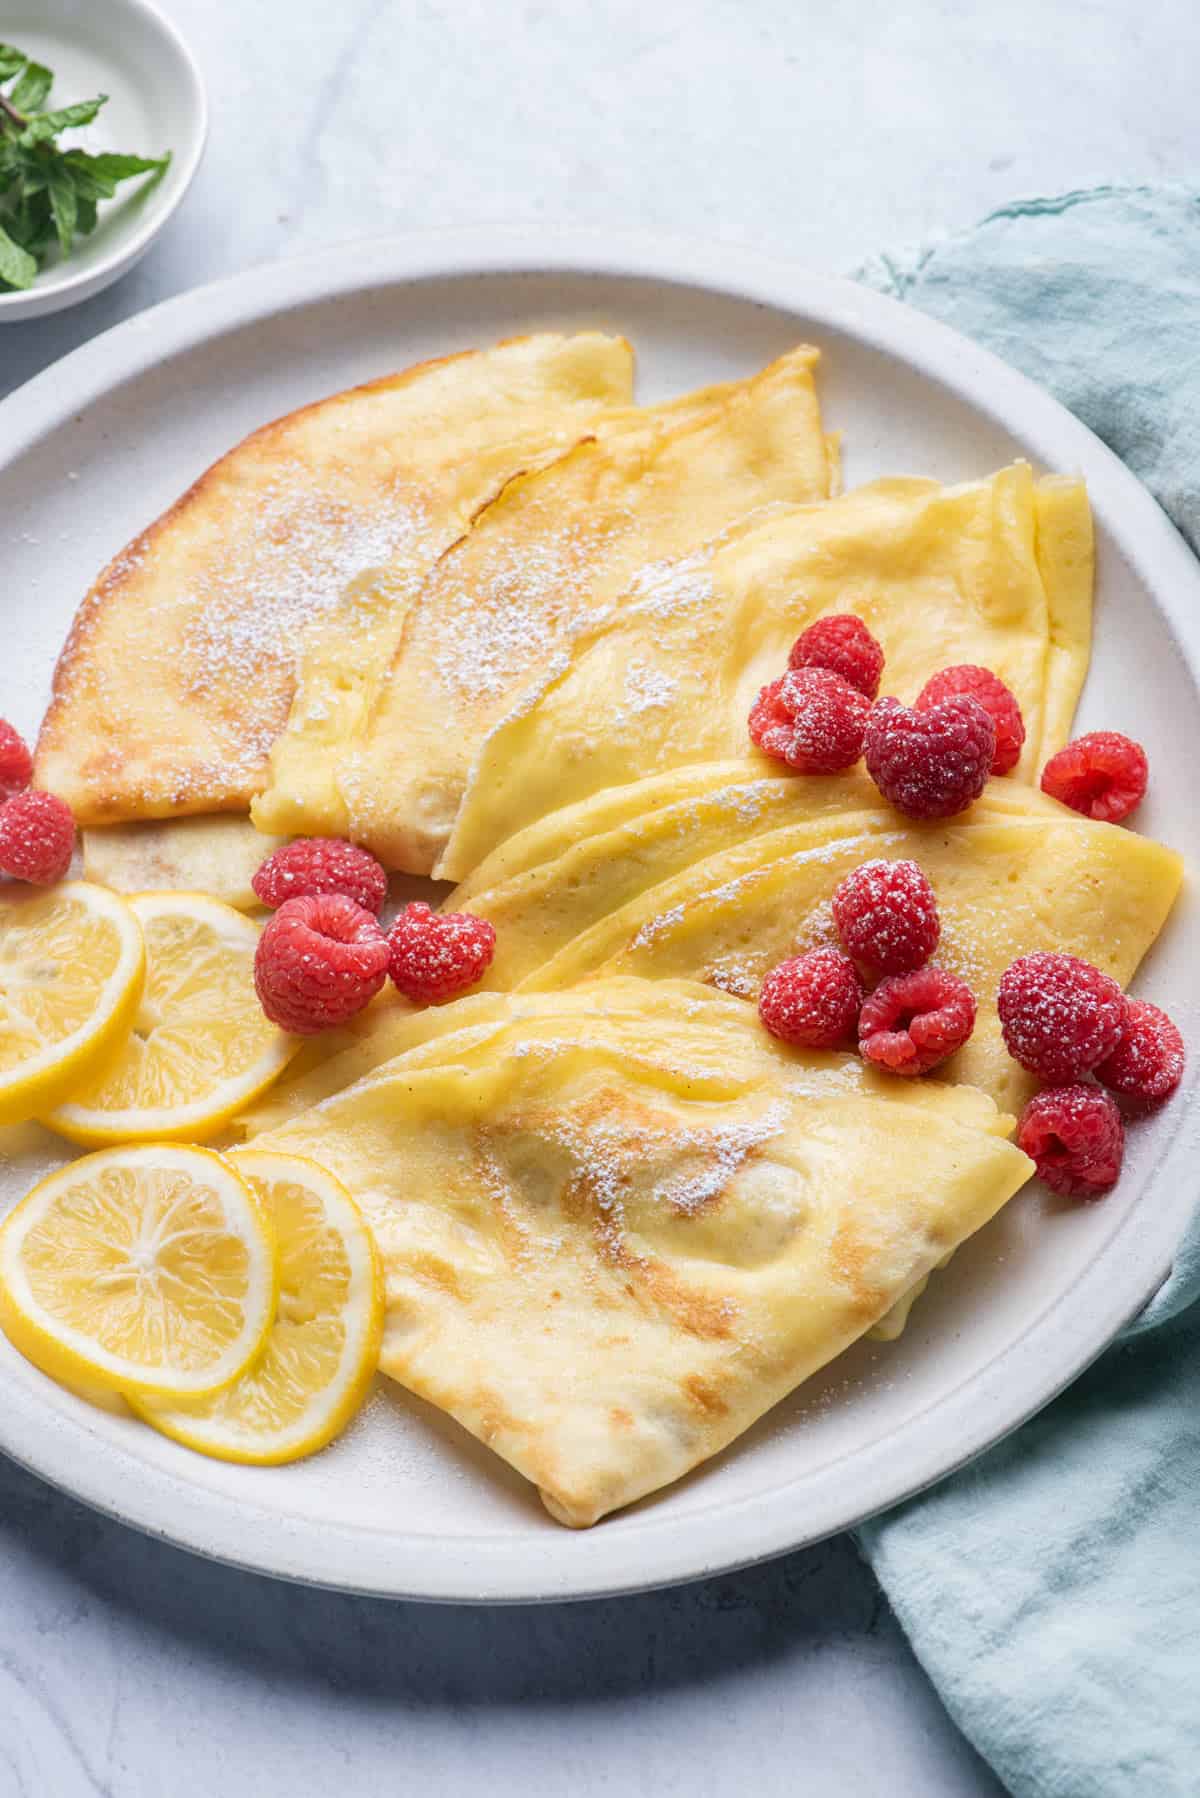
[1,2,1198,1793]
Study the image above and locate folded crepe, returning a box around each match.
[34,331,636,825]
[82,816,284,911]
[337,346,836,873]
[437,464,1092,881]
[456,780,1181,1115]
[249,357,735,842]
[249,979,1032,1525]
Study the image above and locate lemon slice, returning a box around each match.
[45,892,296,1146]
[0,1143,277,1399]
[134,1150,383,1464]
[0,882,145,1126]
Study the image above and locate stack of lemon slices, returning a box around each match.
[0,884,383,1465]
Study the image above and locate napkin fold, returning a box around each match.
[854,185,1200,1798]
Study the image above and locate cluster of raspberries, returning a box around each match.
[759,859,976,1080]
[251,839,496,1035]
[759,857,1182,1201]
[749,613,1148,824]
[747,614,1173,1198]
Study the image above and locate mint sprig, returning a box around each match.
[0,42,170,291]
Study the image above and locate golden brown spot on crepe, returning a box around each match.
[830,1219,889,1319]
[610,1407,635,1431]
[599,1231,739,1342]
[407,1252,465,1300]
[682,1375,729,1417]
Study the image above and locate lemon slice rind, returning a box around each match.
[0,1143,277,1401]
[44,891,297,1147]
[133,1149,383,1464]
[0,882,145,1126]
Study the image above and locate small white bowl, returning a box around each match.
[0,0,206,321]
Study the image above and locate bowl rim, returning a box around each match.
[0,0,208,318]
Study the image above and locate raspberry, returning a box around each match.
[387,901,496,1004]
[1095,1000,1184,1110]
[748,667,869,773]
[864,695,995,819]
[252,837,388,915]
[998,952,1127,1083]
[915,665,1026,776]
[254,894,389,1034]
[1017,1085,1125,1200]
[788,614,884,700]
[0,721,33,801]
[0,790,75,885]
[1040,731,1148,823]
[758,948,863,1049]
[858,965,976,1075]
[832,858,940,976]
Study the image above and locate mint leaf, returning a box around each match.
[63,148,169,201]
[6,189,53,255]
[0,44,26,80]
[47,162,76,252]
[0,219,37,289]
[10,59,51,111]
[21,95,107,143]
[67,149,168,184]
[12,145,50,192]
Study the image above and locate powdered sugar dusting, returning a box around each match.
[622,543,716,622]
[632,903,688,950]
[536,1090,787,1244]
[177,467,432,779]
[653,1102,788,1214]
[51,454,438,807]
[428,510,629,700]
[705,955,762,998]
[611,658,679,726]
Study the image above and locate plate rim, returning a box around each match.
[1,227,1197,1603]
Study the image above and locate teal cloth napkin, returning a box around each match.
[854,186,1200,1798]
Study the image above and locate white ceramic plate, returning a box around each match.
[0,233,1196,1602]
[0,0,206,320]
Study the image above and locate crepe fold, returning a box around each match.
[35,331,636,824]
[249,980,1031,1526]
[336,346,835,873]
[437,463,1093,881]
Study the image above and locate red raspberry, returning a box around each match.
[1017,1085,1125,1200]
[864,695,995,819]
[788,614,884,700]
[0,721,33,800]
[252,837,388,915]
[387,901,496,1004]
[858,965,976,1076]
[254,894,389,1034]
[0,790,75,885]
[832,858,940,976]
[998,952,1127,1083]
[1095,1000,1184,1110]
[748,667,869,773]
[1040,731,1148,823]
[758,948,864,1049]
[915,665,1026,776]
